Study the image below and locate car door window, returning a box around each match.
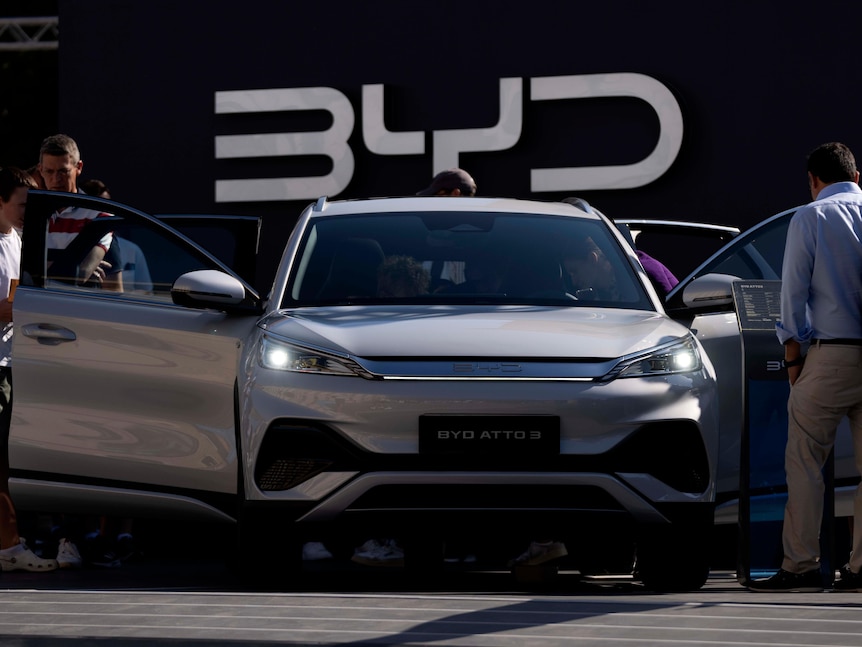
[23,191,248,304]
[665,210,794,310]
[694,211,793,281]
[706,217,789,281]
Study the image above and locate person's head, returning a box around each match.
[417,168,477,197]
[377,255,430,297]
[26,165,46,190]
[562,236,614,290]
[0,166,38,233]
[807,142,860,199]
[38,133,83,193]
[81,178,111,199]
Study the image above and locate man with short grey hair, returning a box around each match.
[38,134,121,290]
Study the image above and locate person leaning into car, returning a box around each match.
[749,142,862,593]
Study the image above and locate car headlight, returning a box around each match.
[601,336,702,381]
[259,336,370,377]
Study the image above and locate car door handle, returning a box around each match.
[21,323,77,345]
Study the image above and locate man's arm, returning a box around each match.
[776,213,815,344]
[0,298,12,323]
[76,246,107,285]
[783,338,804,385]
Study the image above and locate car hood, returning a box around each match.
[260,306,688,359]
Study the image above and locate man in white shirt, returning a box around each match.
[0,166,58,573]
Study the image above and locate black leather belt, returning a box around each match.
[815,338,862,345]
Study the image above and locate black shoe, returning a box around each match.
[833,565,862,592]
[748,568,823,592]
[81,535,122,568]
[115,535,143,563]
[88,549,121,568]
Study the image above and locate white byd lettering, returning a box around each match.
[437,430,543,440]
[214,87,354,202]
[530,74,683,191]
[437,430,476,440]
[453,362,523,373]
[214,73,683,203]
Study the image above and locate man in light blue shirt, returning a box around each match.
[750,142,862,592]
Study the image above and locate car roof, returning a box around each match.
[306,196,602,219]
[616,219,741,236]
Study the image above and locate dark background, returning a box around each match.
[3,1,862,288]
[0,1,59,167]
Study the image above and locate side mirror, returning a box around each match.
[681,273,740,309]
[172,269,247,309]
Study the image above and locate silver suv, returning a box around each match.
[12,192,719,591]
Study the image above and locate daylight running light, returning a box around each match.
[603,337,702,380]
[259,337,361,376]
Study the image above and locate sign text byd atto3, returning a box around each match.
[214,73,683,203]
[436,429,545,441]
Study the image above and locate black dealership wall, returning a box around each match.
[55,0,862,289]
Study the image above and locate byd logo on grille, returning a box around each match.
[453,363,522,374]
[214,73,684,203]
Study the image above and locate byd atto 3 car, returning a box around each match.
[11,191,719,591]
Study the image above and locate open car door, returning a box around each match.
[9,190,261,523]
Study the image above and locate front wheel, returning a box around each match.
[231,508,303,589]
[634,521,712,592]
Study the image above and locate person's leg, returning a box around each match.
[782,347,840,574]
[0,367,19,550]
[783,345,860,573]
[0,368,57,572]
[80,515,122,567]
[114,517,139,562]
[846,401,862,575]
[118,517,134,536]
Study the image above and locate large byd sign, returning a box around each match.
[214,73,683,203]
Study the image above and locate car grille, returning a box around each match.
[347,484,624,512]
[255,456,333,491]
[254,420,710,495]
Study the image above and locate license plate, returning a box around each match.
[418,415,560,455]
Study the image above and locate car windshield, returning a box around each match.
[282,210,653,310]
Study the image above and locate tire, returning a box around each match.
[231,509,303,589]
[634,521,712,592]
[403,533,445,583]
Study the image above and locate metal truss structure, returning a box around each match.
[0,16,59,51]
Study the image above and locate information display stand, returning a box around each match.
[733,280,834,587]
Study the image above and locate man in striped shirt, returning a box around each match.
[38,134,122,291]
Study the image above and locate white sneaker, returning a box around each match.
[0,539,59,572]
[56,538,83,569]
[509,541,568,568]
[351,538,404,567]
[302,541,333,561]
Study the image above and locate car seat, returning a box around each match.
[503,253,568,299]
[317,238,385,300]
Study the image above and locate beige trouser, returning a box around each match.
[782,343,862,574]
